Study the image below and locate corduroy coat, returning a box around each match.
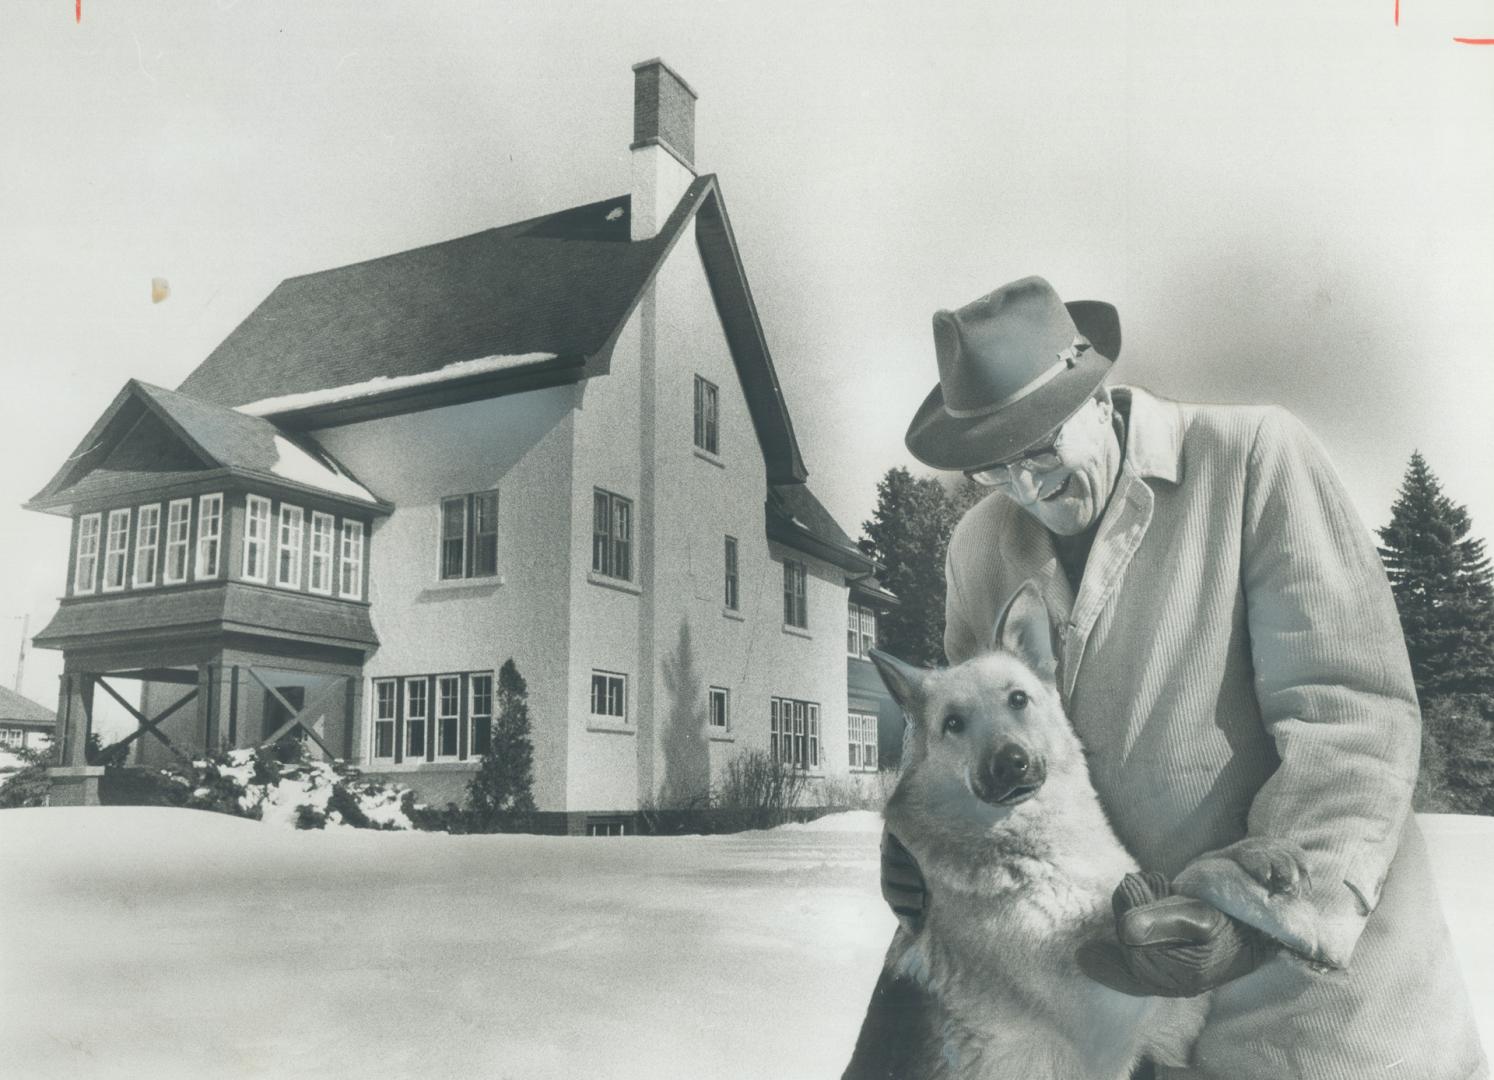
[942,387,1488,1079]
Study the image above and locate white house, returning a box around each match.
[27,60,892,830]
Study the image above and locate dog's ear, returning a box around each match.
[868,649,925,716]
[991,582,1058,681]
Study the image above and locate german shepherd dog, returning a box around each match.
[865,584,1213,1079]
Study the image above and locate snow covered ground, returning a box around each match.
[0,808,1488,1079]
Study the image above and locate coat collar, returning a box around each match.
[1112,385,1183,485]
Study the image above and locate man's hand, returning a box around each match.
[881,829,927,930]
[1108,871,1272,997]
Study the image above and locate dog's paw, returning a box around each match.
[1220,836,1312,899]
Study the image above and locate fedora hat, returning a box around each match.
[904,276,1120,470]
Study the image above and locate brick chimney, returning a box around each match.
[630,59,698,241]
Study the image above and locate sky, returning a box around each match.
[1,1,1491,712]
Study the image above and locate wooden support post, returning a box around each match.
[56,673,95,767]
[198,662,218,753]
[342,675,358,762]
[228,665,240,747]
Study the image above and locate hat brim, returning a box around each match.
[904,300,1120,471]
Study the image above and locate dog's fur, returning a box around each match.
[871,585,1209,1079]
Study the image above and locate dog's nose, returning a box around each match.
[974,742,1047,806]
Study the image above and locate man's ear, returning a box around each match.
[868,649,925,716]
[991,582,1058,681]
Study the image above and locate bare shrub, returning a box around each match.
[715,749,809,828]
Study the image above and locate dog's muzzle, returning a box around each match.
[973,742,1047,807]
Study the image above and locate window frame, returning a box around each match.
[275,504,305,589]
[770,696,821,771]
[339,520,365,600]
[723,535,739,611]
[242,495,272,583]
[440,490,499,580]
[372,678,399,762]
[404,677,429,761]
[195,493,224,581]
[434,673,463,760]
[848,711,879,772]
[783,559,808,629]
[308,512,336,596]
[134,503,161,588]
[708,686,730,731]
[163,498,192,585]
[101,507,132,593]
[589,670,628,721]
[73,512,102,596]
[693,374,720,456]
[591,489,633,582]
[469,672,493,758]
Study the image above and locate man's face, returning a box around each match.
[969,396,1123,535]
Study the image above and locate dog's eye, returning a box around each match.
[1007,690,1029,710]
[942,713,966,735]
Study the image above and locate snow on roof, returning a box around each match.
[271,435,376,503]
[235,352,558,417]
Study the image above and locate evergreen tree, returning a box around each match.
[1376,451,1494,700]
[861,467,964,667]
[467,658,536,824]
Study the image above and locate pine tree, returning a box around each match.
[861,467,963,667]
[1376,451,1494,699]
[467,658,536,825]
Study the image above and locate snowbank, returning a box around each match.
[0,809,1488,1079]
[773,809,883,832]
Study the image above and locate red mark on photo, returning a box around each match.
[75,0,81,23]
[1396,1,1494,43]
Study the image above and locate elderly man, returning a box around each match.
[844,277,1487,1079]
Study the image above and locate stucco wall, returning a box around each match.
[311,389,576,811]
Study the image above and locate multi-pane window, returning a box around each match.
[74,513,102,595]
[102,508,131,592]
[308,512,335,595]
[404,678,428,760]
[440,491,498,580]
[724,536,739,610]
[693,375,719,455]
[470,674,493,757]
[243,495,272,583]
[163,499,191,584]
[134,504,161,588]
[372,679,398,760]
[436,675,462,759]
[340,521,365,600]
[195,494,223,580]
[708,686,729,730]
[276,505,304,588]
[590,670,627,720]
[848,712,879,771]
[0,728,21,749]
[770,697,820,770]
[591,490,633,581]
[848,602,878,658]
[783,560,808,628]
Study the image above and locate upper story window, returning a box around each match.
[693,375,719,456]
[709,686,730,731]
[340,520,365,600]
[163,499,191,584]
[134,504,161,588]
[276,505,304,588]
[724,535,739,611]
[74,513,102,595]
[308,512,335,595]
[440,491,498,580]
[591,489,632,582]
[196,494,223,580]
[243,495,272,583]
[101,508,131,592]
[848,602,878,659]
[783,559,808,629]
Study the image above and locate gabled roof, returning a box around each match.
[173,177,807,483]
[26,381,385,516]
[766,484,876,574]
[0,686,55,726]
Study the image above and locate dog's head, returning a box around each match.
[875,583,1089,869]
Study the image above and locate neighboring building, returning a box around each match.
[26,60,890,827]
[0,686,56,754]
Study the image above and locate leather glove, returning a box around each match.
[881,829,927,930]
[1109,871,1273,997]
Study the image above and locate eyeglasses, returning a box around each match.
[963,399,1095,488]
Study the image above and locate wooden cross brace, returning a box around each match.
[94,676,197,766]
[247,668,342,760]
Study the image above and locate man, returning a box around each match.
[844,277,1487,1079]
